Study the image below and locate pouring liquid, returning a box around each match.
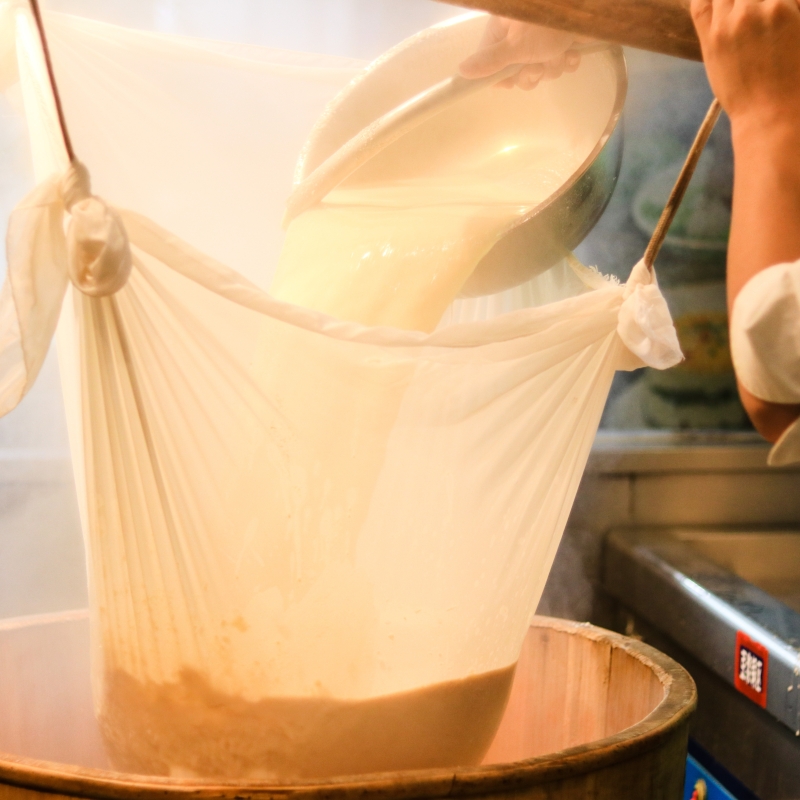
[272,139,580,332]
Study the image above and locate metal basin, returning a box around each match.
[294,13,626,297]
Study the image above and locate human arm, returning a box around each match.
[458,16,584,90]
[691,0,800,441]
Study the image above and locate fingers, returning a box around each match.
[459,40,514,79]
[461,40,577,83]
[690,0,714,36]
[760,0,800,17]
[511,56,578,91]
[541,58,566,80]
[691,0,736,54]
[495,75,517,89]
[515,64,545,90]
[690,0,736,31]
[459,16,514,79]
[564,51,581,72]
[461,15,585,88]
[493,66,540,91]
[476,15,512,48]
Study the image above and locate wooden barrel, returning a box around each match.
[0,613,695,800]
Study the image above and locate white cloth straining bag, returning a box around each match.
[0,2,681,779]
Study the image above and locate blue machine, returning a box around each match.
[685,756,737,800]
[683,742,760,800]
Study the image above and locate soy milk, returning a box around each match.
[273,139,582,331]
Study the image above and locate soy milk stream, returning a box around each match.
[273,139,582,331]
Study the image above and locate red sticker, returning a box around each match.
[734,631,768,708]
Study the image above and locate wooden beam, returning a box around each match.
[438,0,702,61]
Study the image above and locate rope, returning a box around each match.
[643,98,722,272]
[28,0,76,162]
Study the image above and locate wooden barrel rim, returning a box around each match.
[0,616,697,800]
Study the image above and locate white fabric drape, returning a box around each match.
[0,0,681,777]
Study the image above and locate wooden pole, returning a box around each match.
[438,0,702,61]
[643,98,721,270]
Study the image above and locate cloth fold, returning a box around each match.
[731,260,800,405]
[0,6,687,767]
[0,162,134,414]
[616,258,683,372]
[0,165,684,424]
[0,174,67,415]
[0,8,687,764]
[0,167,683,422]
[730,260,800,466]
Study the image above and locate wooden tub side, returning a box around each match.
[0,615,696,800]
[483,619,672,761]
[475,617,696,798]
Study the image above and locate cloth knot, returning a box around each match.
[616,259,683,371]
[622,258,653,298]
[60,162,132,297]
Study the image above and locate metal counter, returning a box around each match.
[602,523,800,798]
[536,432,800,797]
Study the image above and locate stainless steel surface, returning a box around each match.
[612,610,800,800]
[463,118,624,295]
[536,432,800,626]
[294,13,628,297]
[603,526,800,734]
